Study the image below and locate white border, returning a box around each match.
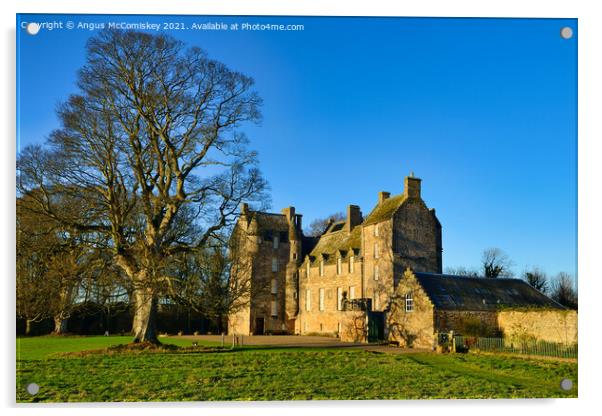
[2,1,600,415]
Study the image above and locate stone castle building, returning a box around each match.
[227,175,576,347]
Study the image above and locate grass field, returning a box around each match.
[16,336,577,402]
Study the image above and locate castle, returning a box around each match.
[228,174,443,339]
[228,174,576,348]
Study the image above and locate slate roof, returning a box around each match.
[363,193,407,225]
[301,235,319,259]
[308,225,362,262]
[413,272,565,311]
[251,212,289,231]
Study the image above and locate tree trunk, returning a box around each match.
[131,285,159,344]
[25,319,33,336]
[53,315,69,335]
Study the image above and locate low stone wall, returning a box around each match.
[434,310,500,337]
[339,311,368,343]
[497,309,577,345]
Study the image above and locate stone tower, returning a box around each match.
[281,207,303,332]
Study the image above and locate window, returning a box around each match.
[306,262,311,278]
[374,295,380,310]
[374,223,379,237]
[349,286,355,300]
[349,256,354,273]
[405,292,414,312]
[319,260,324,277]
[374,243,379,259]
[272,257,278,272]
[374,264,380,280]
[305,289,312,311]
[337,257,342,275]
[337,287,343,311]
[271,300,278,317]
[271,278,278,294]
[273,234,279,249]
[319,288,325,311]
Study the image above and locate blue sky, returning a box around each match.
[16,14,577,280]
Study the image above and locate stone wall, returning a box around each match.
[497,309,578,344]
[392,199,441,274]
[339,311,368,342]
[297,258,364,335]
[388,270,436,349]
[361,219,395,312]
[434,310,500,337]
[227,212,294,335]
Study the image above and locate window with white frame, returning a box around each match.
[271,300,278,317]
[337,287,343,311]
[319,288,325,311]
[349,286,355,299]
[319,260,324,277]
[337,257,342,275]
[374,264,380,280]
[273,234,279,249]
[306,261,310,278]
[374,223,379,237]
[271,278,278,294]
[305,289,311,311]
[405,292,414,312]
[349,256,354,273]
[374,243,379,259]
[272,257,278,272]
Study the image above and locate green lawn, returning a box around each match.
[16,336,577,402]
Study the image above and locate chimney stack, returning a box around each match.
[378,191,391,205]
[345,205,362,232]
[281,206,295,221]
[281,206,299,240]
[404,174,422,199]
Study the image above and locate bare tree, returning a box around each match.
[305,212,345,237]
[481,248,513,278]
[444,266,480,277]
[17,195,91,335]
[550,272,578,310]
[167,233,254,334]
[17,30,268,344]
[522,267,548,294]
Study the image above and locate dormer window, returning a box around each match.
[337,257,342,275]
[349,256,355,273]
[306,261,311,278]
[319,260,324,277]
